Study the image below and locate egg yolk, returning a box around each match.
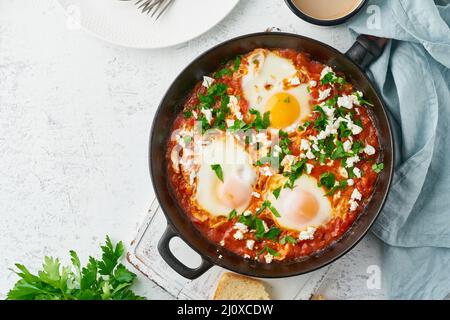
[266,92,301,129]
[216,175,252,209]
[284,189,319,224]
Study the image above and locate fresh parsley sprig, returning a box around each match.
[7,236,144,300]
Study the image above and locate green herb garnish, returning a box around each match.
[280,235,297,245]
[228,209,237,220]
[249,109,271,130]
[372,163,384,173]
[273,187,282,199]
[258,245,280,257]
[7,236,144,300]
[319,172,336,190]
[211,164,224,182]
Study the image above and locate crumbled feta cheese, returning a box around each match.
[233,231,244,240]
[350,124,363,135]
[339,167,348,178]
[201,108,213,124]
[309,80,317,87]
[353,167,362,178]
[220,240,225,246]
[318,88,332,101]
[260,166,273,177]
[218,254,223,259]
[346,155,360,168]
[306,150,316,160]
[252,192,260,198]
[246,240,255,250]
[243,254,251,259]
[300,139,310,151]
[364,144,376,156]
[320,66,334,79]
[243,210,252,216]
[264,253,274,264]
[281,154,296,172]
[351,188,362,201]
[234,222,249,234]
[299,226,316,241]
[343,140,352,153]
[226,119,235,127]
[352,91,363,106]
[228,95,243,120]
[202,76,215,88]
[306,163,314,174]
[349,200,358,211]
[262,221,269,233]
[312,143,320,152]
[289,76,301,85]
[327,160,335,167]
[338,94,358,109]
[347,179,355,186]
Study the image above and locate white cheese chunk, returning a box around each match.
[202,76,215,88]
[299,226,317,241]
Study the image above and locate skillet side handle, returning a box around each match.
[157,224,213,280]
[346,35,389,70]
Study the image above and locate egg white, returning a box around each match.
[241,49,313,130]
[195,137,256,217]
[268,175,332,232]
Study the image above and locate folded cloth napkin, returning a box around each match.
[349,0,450,299]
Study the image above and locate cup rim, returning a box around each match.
[284,0,368,26]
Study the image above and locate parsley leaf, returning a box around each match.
[264,227,281,241]
[233,55,242,71]
[273,187,282,199]
[258,245,280,257]
[211,164,224,182]
[214,68,232,79]
[372,163,384,173]
[280,235,297,245]
[319,172,336,190]
[228,209,237,220]
[249,109,271,130]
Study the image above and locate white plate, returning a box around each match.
[58,0,240,49]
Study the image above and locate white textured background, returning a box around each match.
[0,0,384,299]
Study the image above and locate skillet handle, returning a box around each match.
[157,224,213,280]
[346,35,389,70]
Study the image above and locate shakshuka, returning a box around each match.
[166,48,383,264]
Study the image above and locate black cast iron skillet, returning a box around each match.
[151,32,394,279]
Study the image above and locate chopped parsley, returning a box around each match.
[258,245,280,257]
[263,227,281,241]
[280,235,297,245]
[183,110,193,119]
[214,68,233,79]
[372,163,384,173]
[321,72,346,86]
[284,159,307,189]
[211,164,224,182]
[249,109,271,130]
[228,209,237,220]
[273,187,282,199]
[319,172,336,190]
[325,180,348,196]
[233,55,242,71]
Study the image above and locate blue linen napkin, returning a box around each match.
[348,0,450,299]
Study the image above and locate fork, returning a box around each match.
[122,0,175,20]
